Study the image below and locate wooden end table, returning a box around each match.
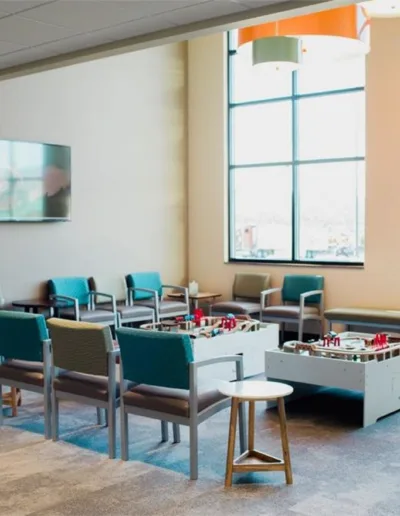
[167,292,221,314]
[218,380,294,487]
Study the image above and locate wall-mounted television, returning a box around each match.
[0,139,71,222]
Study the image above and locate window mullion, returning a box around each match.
[292,72,298,262]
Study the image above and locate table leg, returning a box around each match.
[225,397,239,487]
[248,401,255,451]
[277,397,293,485]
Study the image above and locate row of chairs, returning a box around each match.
[47,272,190,326]
[0,311,246,480]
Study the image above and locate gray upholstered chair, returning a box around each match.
[48,277,118,327]
[211,273,271,317]
[47,318,122,458]
[125,272,189,322]
[0,311,52,438]
[90,276,154,326]
[260,274,325,342]
[117,328,246,480]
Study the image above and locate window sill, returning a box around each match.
[226,259,364,269]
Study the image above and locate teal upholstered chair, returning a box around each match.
[117,328,246,480]
[0,311,51,438]
[125,272,189,322]
[48,277,118,327]
[260,274,325,341]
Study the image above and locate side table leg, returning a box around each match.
[277,397,293,485]
[248,401,255,451]
[225,397,239,487]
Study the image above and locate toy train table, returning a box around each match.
[140,312,279,382]
[265,332,400,427]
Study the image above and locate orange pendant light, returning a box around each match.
[238,5,370,65]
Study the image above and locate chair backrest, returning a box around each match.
[125,272,163,301]
[116,328,193,390]
[90,276,127,303]
[47,318,113,376]
[282,275,324,304]
[233,273,271,300]
[0,311,48,362]
[48,277,90,306]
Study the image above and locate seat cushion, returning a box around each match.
[54,371,131,402]
[262,305,319,319]
[117,305,154,320]
[0,360,44,387]
[324,308,400,326]
[123,381,228,417]
[212,300,260,315]
[59,308,115,324]
[135,299,188,315]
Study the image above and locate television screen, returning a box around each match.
[0,139,71,221]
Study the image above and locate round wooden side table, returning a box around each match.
[218,380,294,487]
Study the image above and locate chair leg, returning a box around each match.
[298,319,304,342]
[11,388,18,418]
[107,403,116,459]
[43,385,52,440]
[173,423,181,443]
[96,408,106,426]
[120,406,129,461]
[161,420,169,442]
[51,391,59,441]
[189,422,199,480]
[0,384,3,426]
[104,409,109,428]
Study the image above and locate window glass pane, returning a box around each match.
[231,102,292,165]
[297,91,365,160]
[230,49,292,104]
[296,56,365,94]
[231,166,293,260]
[296,161,365,262]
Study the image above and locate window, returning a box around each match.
[228,32,366,264]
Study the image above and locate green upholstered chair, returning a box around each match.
[117,328,246,480]
[0,311,52,438]
[125,272,189,322]
[260,274,325,341]
[90,276,154,326]
[211,272,271,317]
[47,318,122,458]
[48,277,118,327]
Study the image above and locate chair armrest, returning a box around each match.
[107,348,120,396]
[162,284,189,305]
[89,291,117,313]
[260,287,282,309]
[50,294,79,320]
[300,289,324,315]
[127,287,159,312]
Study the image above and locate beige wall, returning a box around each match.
[0,43,188,300]
[188,20,400,310]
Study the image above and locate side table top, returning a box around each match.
[218,380,293,400]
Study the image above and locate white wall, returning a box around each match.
[0,43,188,300]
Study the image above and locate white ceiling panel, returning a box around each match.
[0,1,55,14]
[164,0,248,25]
[0,14,78,45]
[95,14,177,41]
[0,40,26,56]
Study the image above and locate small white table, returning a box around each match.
[218,380,294,487]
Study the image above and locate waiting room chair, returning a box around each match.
[117,327,246,480]
[211,272,271,317]
[260,274,324,342]
[90,276,154,326]
[0,311,51,438]
[125,272,189,322]
[47,318,122,458]
[48,277,118,327]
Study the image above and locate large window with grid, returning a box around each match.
[228,32,366,265]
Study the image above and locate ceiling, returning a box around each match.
[0,0,356,78]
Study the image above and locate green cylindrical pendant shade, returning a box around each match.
[252,36,302,72]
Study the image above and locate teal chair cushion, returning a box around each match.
[126,272,163,301]
[282,275,324,304]
[48,277,90,306]
[116,328,193,390]
[0,311,48,362]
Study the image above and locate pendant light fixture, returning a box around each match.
[360,0,400,17]
[238,5,370,68]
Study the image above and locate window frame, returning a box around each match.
[227,33,366,267]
